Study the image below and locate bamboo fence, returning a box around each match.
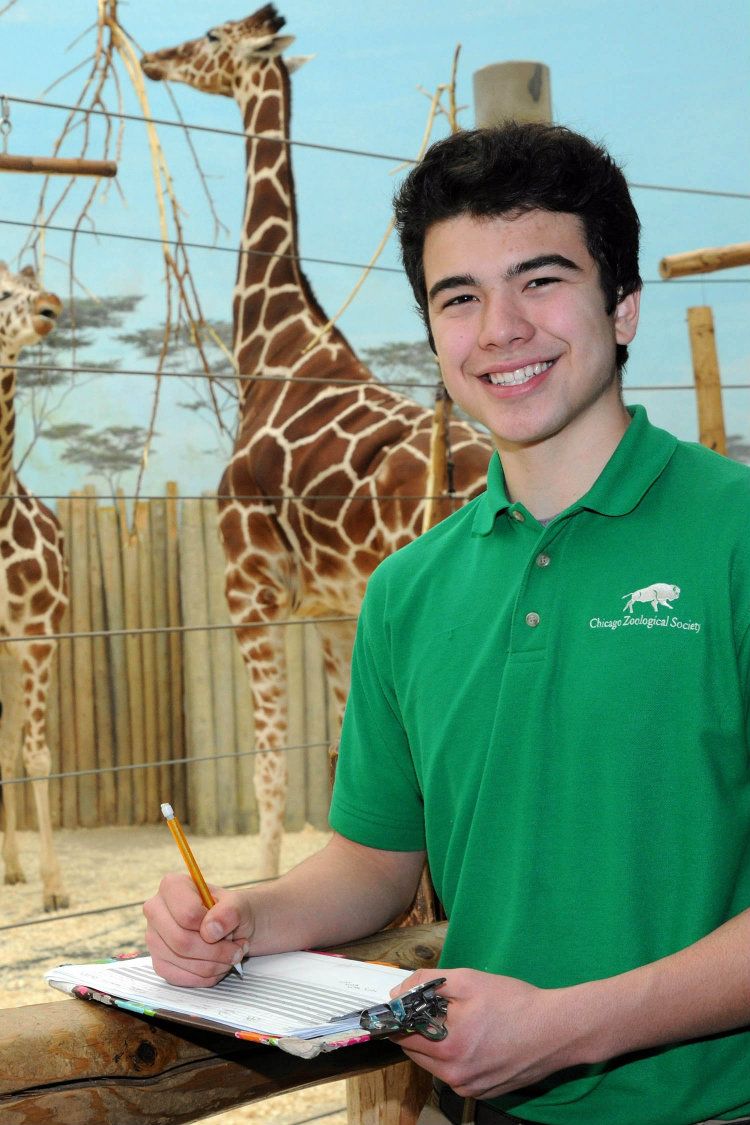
[6,486,335,834]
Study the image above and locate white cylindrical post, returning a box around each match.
[473,61,552,126]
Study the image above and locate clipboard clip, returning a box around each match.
[331,977,449,1041]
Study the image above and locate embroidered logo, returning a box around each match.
[588,581,701,634]
[622,582,680,615]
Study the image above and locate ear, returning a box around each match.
[286,53,315,74]
[614,287,640,345]
[20,265,36,280]
[248,32,296,59]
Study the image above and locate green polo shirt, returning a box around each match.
[329,405,750,1125]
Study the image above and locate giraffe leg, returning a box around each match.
[0,647,27,886]
[236,616,290,880]
[315,619,357,730]
[18,643,68,911]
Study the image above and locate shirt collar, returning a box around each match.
[471,405,679,537]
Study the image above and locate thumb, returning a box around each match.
[199,887,249,945]
[389,967,433,999]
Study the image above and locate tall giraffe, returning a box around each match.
[141,6,492,877]
[0,262,68,911]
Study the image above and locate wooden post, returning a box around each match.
[202,495,238,834]
[687,307,727,455]
[179,498,217,834]
[70,492,97,827]
[421,386,453,535]
[135,502,159,821]
[0,153,117,176]
[659,241,750,279]
[473,61,552,126]
[119,495,148,822]
[149,498,173,807]
[86,488,116,825]
[165,483,186,817]
[97,505,133,825]
[55,498,77,829]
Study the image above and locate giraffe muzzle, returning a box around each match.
[32,293,62,338]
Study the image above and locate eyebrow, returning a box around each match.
[427,254,582,303]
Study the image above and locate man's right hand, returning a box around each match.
[143,872,252,987]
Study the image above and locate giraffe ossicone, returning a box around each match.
[0,261,69,911]
[141,6,493,878]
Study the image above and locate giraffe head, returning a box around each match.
[141,5,299,98]
[0,263,61,358]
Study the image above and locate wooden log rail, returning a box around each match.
[1,922,447,1125]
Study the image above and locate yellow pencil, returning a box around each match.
[160,802,243,978]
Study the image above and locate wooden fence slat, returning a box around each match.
[232,622,257,834]
[55,498,77,829]
[202,495,237,834]
[96,506,132,825]
[119,497,147,824]
[284,621,306,831]
[70,493,98,826]
[149,498,173,807]
[44,651,61,829]
[179,498,217,834]
[687,305,727,455]
[135,502,159,821]
[165,483,186,816]
[86,487,116,824]
[303,624,332,829]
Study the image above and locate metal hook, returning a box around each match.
[0,96,11,155]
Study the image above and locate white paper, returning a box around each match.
[45,951,412,1038]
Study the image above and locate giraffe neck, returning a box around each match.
[232,61,361,403]
[0,353,18,496]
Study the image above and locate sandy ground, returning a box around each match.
[1,823,348,1125]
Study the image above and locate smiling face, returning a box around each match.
[424,209,640,458]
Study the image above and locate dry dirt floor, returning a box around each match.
[1,823,349,1125]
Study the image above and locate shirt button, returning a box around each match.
[511,510,525,523]
[525,612,541,628]
[536,553,551,568]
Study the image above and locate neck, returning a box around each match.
[232,63,355,398]
[0,352,17,496]
[498,398,631,520]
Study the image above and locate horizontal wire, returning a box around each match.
[0,492,473,502]
[5,94,412,165]
[0,217,403,274]
[4,216,750,282]
[0,874,269,933]
[9,360,750,390]
[1,738,331,787]
[0,613,356,646]
[7,94,750,201]
[11,360,438,390]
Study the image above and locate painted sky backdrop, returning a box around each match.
[1,0,748,498]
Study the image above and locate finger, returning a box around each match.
[388,967,432,998]
[146,925,240,987]
[199,888,252,946]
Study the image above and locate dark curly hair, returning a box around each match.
[393,122,642,371]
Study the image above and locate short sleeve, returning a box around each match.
[328,567,426,851]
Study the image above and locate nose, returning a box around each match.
[476,289,534,350]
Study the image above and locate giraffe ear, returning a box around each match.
[286,54,315,74]
[20,265,36,280]
[247,32,296,59]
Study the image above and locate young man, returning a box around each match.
[144,124,750,1125]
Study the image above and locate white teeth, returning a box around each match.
[487,360,553,386]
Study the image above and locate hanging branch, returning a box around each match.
[302,46,463,355]
[14,0,236,522]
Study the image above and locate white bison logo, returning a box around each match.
[623,582,681,614]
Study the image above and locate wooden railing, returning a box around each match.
[1,922,446,1125]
